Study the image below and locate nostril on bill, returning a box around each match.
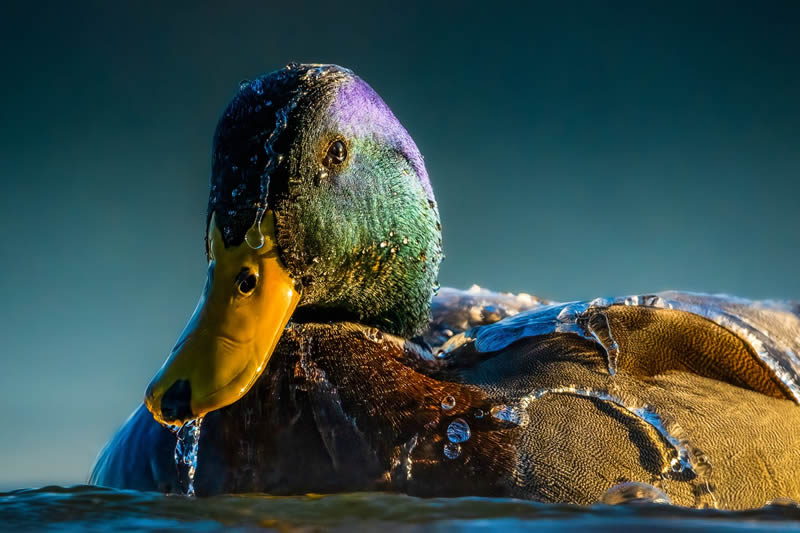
[160,379,193,422]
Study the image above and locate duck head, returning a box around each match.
[144,64,442,425]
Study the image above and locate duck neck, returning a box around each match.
[274,163,444,338]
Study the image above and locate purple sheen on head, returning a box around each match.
[329,76,434,201]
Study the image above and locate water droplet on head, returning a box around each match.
[245,223,265,250]
[443,442,461,459]
[314,169,328,186]
[239,79,250,89]
[473,408,485,419]
[251,79,264,95]
[446,418,471,443]
[441,395,456,410]
[379,241,387,248]
[402,236,409,245]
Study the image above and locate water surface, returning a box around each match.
[3,486,800,532]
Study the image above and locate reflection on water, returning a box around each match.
[2,485,800,532]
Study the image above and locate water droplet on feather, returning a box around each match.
[599,482,671,505]
[490,405,527,427]
[447,418,471,443]
[443,442,461,459]
[581,311,620,375]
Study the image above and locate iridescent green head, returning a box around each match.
[145,64,442,424]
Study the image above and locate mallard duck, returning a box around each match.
[90,64,800,509]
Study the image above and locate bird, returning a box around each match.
[90,63,800,509]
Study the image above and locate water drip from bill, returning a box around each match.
[174,417,204,496]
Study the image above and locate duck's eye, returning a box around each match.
[323,140,347,167]
[236,270,258,295]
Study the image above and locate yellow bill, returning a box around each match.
[144,212,300,426]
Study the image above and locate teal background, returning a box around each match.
[1,1,798,488]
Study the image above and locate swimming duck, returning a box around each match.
[90,64,800,509]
